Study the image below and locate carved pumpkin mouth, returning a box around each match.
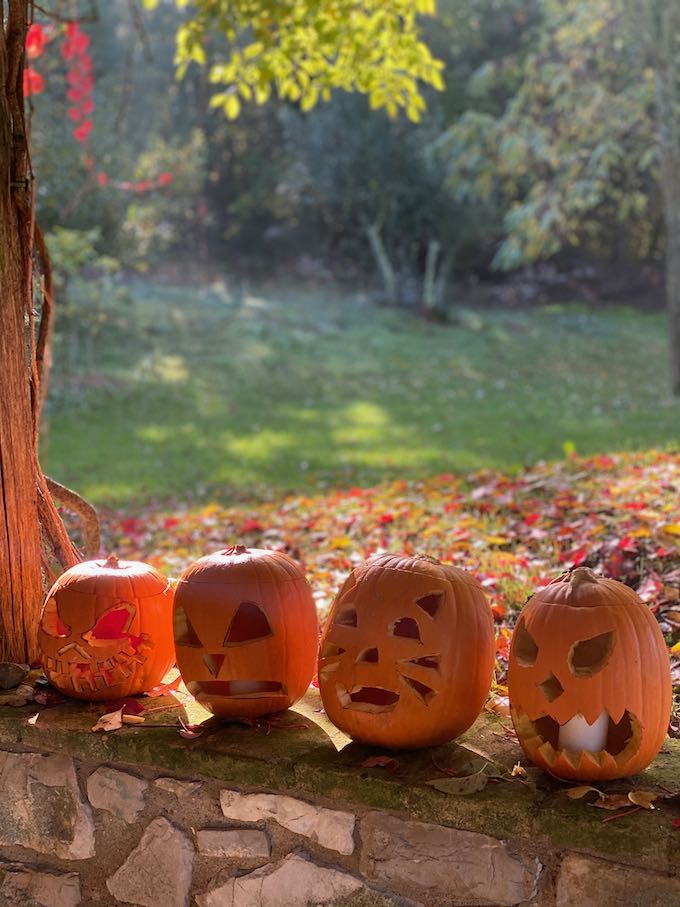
[336,683,400,713]
[512,707,643,773]
[187,680,286,698]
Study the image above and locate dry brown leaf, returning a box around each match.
[92,708,124,733]
[361,755,400,770]
[122,714,145,726]
[591,794,634,811]
[511,762,527,778]
[564,785,604,800]
[628,790,657,810]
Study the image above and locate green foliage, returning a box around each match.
[442,0,660,270]
[143,0,443,120]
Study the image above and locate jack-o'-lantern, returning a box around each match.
[318,554,495,749]
[38,554,174,700]
[508,567,672,781]
[173,546,318,718]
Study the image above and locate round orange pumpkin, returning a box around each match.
[508,567,672,781]
[173,546,318,718]
[38,554,175,700]
[318,554,495,749]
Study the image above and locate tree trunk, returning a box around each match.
[0,1,83,661]
[652,3,680,395]
[422,239,441,314]
[363,218,397,304]
[0,0,43,661]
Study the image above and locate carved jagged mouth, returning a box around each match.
[336,684,400,713]
[187,681,286,698]
[513,708,642,772]
[43,647,148,693]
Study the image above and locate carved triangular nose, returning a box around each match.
[355,647,379,664]
[202,653,225,677]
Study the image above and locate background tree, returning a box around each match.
[0,0,442,662]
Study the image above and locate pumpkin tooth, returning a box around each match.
[580,750,602,772]
[537,739,557,765]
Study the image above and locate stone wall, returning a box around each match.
[0,743,679,907]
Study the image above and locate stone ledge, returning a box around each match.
[0,687,677,879]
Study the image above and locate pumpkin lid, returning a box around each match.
[177,547,306,585]
[359,553,485,590]
[532,567,643,609]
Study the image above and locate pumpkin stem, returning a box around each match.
[568,566,599,589]
[223,545,248,556]
[102,553,120,569]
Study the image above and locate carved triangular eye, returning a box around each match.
[224,601,272,645]
[513,617,538,667]
[568,631,615,677]
[415,592,443,618]
[174,606,202,647]
[41,597,71,638]
[203,653,225,677]
[89,605,134,640]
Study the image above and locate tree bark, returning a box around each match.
[0,1,84,661]
[0,0,43,661]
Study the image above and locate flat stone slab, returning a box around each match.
[197,828,271,859]
[196,853,374,906]
[220,791,355,855]
[107,817,194,907]
[0,751,95,860]
[361,812,540,906]
[87,766,148,822]
[0,863,81,907]
[556,854,680,906]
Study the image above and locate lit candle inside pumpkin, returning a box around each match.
[558,712,609,753]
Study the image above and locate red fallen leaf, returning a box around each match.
[617,535,638,554]
[157,172,174,186]
[361,755,400,770]
[97,172,109,187]
[67,107,81,122]
[523,512,541,525]
[637,572,663,603]
[178,718,204,740]
[559,545,588,566]
[240,518,263,533]
[378,513,394,525]
[143,674,183,697]
[672,818,680,829]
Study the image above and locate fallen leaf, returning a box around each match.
[485,695,511,716]
[92,708,124,733]
[511,762,527,778]
[27,713,39,725]
[178,717,204,740]
[122,714,145,726]
[427,768,489,796]
[628,790,657,809]
[361,755,400,770]
[564,785,605,800]
[591,794,635,811]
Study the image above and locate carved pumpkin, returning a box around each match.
[38,554,174,700]
[173,546,318,718]
[318,554,495,749]
[508,567,672,781]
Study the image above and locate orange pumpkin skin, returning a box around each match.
[38,555,174,700]
[508,568,672,781]
[174,546,318,719]
[318,554,495,750]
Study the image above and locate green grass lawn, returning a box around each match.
[43,280,680,506]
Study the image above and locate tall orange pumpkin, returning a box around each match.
[38,554,175,700]
[173,546,318,718]
[318,554,495,749]
[508,567,672,781]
